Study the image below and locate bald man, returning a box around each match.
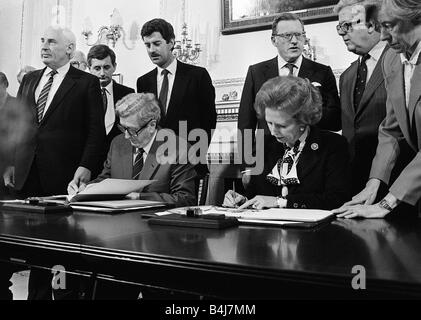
[4,26,105,200]
[2,26,106,300]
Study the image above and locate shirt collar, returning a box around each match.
[277,54,303,70]
[367,40,386,63]
[45,62,70,77]
[103,81,113,95]
[137,130,157,156]
[400,40,421,65]
[157,58,177,76]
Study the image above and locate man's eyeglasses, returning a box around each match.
[272,32,306,42]
[336,19,362,34]
[118,119,152,137]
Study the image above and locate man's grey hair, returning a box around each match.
[335,0,382,31]
[381,0,421,26]
[115,93,161,125]
[44,26,76,58]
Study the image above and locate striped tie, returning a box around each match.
[36,70,57,123]
[132,148,145,180]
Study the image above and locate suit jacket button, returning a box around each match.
[293,203,298,208]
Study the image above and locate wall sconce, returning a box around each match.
[81,9,139,50]
[173,23,201,64]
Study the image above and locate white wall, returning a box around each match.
[0,0,358,95]
[0,0,24,95]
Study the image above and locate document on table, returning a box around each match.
[68,179,156,202]
[70,199,165,212]
[154,206,334,223]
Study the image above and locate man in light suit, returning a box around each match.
[71,92,197,208]
[335,0,389,195]
[136,18,216,178]
[3,26,105,199]
[237,12,341,180]
[87,45,134,160]
[335,0,421,218]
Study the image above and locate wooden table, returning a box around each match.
[1,208,421,299]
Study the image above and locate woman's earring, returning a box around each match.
[300,127,305,132]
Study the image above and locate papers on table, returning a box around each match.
[153,206,334,227]
[70,199,165,213]
[68,179,156,202]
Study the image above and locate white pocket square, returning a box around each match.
[311,82,322,87]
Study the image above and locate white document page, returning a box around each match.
[81,179,155,195]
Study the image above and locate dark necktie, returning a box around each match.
[36,70,57,123]
[354,54,370,110]
[284,63,296,76]
[101,88,108,113]
[132,148,145,180]
[158,69,169,118]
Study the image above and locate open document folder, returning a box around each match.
[69,199,166,213]
[68,178,156,202]
[153,206,335,228]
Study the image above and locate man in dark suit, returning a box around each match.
[237,12,341,181]
[136,18,216,178]
[335,0,389,195]
[75,92,197,208]
[3,26,105,199]
[87,45,134,159]
[335,0,421,219]
[2,26,105,300]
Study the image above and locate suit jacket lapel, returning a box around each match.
[263,57,278,80]
[408,62,421,126]
[29,69,45,106]
[166,61,188,120]
[118,138,134,179]
[386,55,415,148]
[344,61,358,118]
[296,128,321,180]
[356,48,388,117]
[40,67,76,125]
[139,138,160,181]
[297,57,316,80]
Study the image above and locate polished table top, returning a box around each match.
[1,208,421,298]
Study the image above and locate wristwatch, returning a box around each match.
[378,198,393,212]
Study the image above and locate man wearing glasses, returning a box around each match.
[69,50,88,71]
[238,12,341,186]
[334,0,393,196]
[69,92,197,208]
[334,0,421,219]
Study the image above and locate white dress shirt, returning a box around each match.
[157,58,177,112]
[35,62,70,117]
[277,55,303,77]
[365,41,386,83]
[400,41,421,109]
[103,82,115,135]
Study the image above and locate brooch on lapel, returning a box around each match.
[311,143,319,151]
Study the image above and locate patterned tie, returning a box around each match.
[158,69,169,118]
[101,87,108,113]
[284,63,296,76]
[132,148,145,180]
[354,53,370,110]
[36,70,57,123]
